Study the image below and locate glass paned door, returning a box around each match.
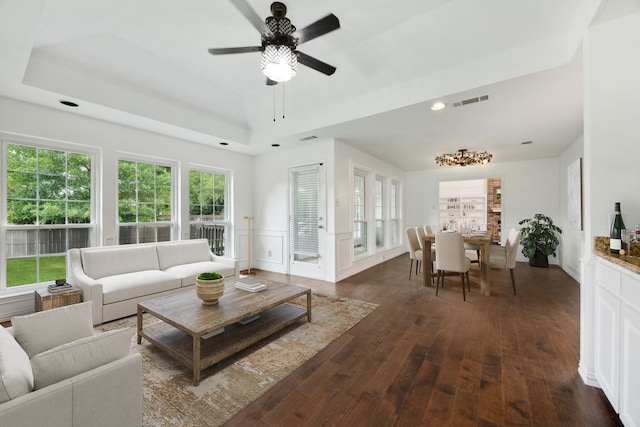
[289,164,325,279]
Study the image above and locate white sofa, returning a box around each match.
[0,302,143,427]
[66,239,239,325]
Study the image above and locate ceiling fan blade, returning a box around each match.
[296,51,336,76]
[228,0,273,37]
[266,78,278,86]
[293,14,340,45]
[208,46,263,55]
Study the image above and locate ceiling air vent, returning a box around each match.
[299,135,318,141]
[452,94,489,108]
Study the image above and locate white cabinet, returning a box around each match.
[438,197,486,230]
[594,258,640,426]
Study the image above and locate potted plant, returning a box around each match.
[195,272,224,305]
[518,213,562,268]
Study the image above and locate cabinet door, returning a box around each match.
[595,286,620,411]
[620,305,640,427]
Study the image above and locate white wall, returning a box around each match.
[251,139,334,277]
[406,157,562,264]
[558,136,585,281]
[580,8,640,386]
[0,98,255,257]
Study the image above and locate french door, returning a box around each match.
[289,164,325,279]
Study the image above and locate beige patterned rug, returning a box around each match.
[98,292,377,426]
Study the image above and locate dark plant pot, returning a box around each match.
[528,250,549,268]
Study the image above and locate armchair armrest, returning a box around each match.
[210,253,240,280]
[66,249,104,325]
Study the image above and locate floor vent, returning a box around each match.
[452,94,489,108]
[299,135,318,141]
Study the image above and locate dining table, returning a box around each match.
[422,231,494,296]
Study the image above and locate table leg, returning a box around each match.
[422,237,434,287]
[193,335,201,386]
[306,291,312,322]
[136,306,143,344]
[480,241,491,296]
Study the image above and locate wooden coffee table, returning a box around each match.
[137,279,311,385]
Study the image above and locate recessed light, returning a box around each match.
[430,102,446,111]
[219,142,229,146]
[271,144,280,147]
[60,100,78,107]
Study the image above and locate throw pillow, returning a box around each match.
[0,327,34,403]
[11,301,94,358]
[31,328,132,390]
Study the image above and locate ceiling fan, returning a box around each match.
[208,0,340,85]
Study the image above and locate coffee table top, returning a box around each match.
[138,279,310,336]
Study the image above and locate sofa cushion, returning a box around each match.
[156,239,211,270]
[0,326,34,403]
[11,301,94,358]
[163,261,236,286]
[81,245,160,279]
[100,270,181,305]
[30,327,131,390]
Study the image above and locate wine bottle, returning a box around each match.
[610,202,626,254]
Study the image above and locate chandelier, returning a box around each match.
[435,149,492,167]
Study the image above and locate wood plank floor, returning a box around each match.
[226,254,622,427]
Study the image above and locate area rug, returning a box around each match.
[97,292,377,426]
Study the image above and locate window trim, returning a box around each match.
[188,165,231,256]
[1,135,99,293]
[116,152,178,244]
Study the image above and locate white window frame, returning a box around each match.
[375,175,386,250]
[1,135,99,293]
[390,180,402,247]
[353,168,369,257]
[188,165,231,256]
[116,153,178,244]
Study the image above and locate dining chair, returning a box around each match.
[488,227,522,295]
[415,226,436,281]
[406,227,423,279]
[435,232,472,301]
[423,225,433,234]
[464,242,481,265]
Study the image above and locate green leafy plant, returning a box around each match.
[518,213,562,258]
[197,272,223,281]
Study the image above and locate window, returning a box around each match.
[375,176,385,249]
[390,181,401,246]
[353,171,367,255]
[2,142,94,290]
[118,159,173,244]
[188,169,228,255]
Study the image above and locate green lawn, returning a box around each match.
[6,256,66,287]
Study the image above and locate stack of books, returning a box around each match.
[235,277,267,292]
[47,281,73,293]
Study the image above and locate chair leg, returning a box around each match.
[476,250,481,266]
[510,269,516,295]
[435,270,440,296]
[466,271,470,291]
[461,273,466,301]
[431,262,435,284]
[409,259,413,279]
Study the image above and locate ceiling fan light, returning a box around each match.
[261,45,297,82]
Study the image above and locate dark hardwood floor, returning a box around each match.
[226,254,622,427]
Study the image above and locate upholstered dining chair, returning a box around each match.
[488,227,522,295]
[415,226,436,281]
[423,225,433,234]
[435,232,472,301]
[406,227,423,279]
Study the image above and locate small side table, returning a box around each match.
[35,287,82,312]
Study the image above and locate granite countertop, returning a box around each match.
[594,236,640,275]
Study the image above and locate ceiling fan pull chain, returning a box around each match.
[282,82,285,119]
[273,85,276,122]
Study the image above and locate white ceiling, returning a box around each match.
[0,0,600,170]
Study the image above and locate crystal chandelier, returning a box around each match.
[261,45,297,82]
[435,149,492,167]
